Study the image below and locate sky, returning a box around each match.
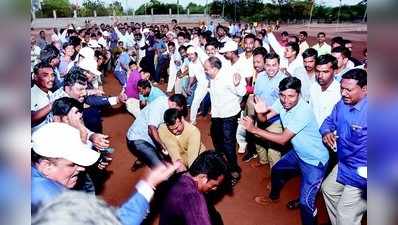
[70,0,362,10]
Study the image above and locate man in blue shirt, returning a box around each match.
[320,68,367,225]
[114,46,131,86]
[241,76,329,225]
[137,79,166,108]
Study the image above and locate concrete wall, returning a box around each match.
[31,14,226,29]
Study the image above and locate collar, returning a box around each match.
[32,84,49,95]
[352,96,368,112]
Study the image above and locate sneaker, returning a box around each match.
[242,152,258,162]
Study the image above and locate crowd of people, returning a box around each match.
[31,18,367,225]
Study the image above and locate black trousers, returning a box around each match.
[210,113,241,173]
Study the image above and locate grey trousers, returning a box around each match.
[322,165,367,225]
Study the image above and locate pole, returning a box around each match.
[362,6,367,23]
[234,1,237,22]
[336,0,342,32]
[177,0,180,16]
[307,1,314,31]
[222,1,225,18]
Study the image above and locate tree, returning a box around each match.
[80,0,108,17]
[39,0,71,17]
[108,1,124,16]
[186,2,205,14]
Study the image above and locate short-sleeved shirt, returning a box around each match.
[139,86,166,103]
[254,70,286,106]
[127,96,169,146]
[125,69,141,99]
[31,85,52,133]
[188,59,208,86]
[272,98,329,166]
[115,52,130,72]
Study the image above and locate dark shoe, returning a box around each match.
[242,152,258,162]
[287,198,300,210]
[130,160,144,172]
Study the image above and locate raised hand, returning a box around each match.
[233,73,241,87]
[253,96,268,113]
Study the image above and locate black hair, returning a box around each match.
[302,48,318,59]
[244,33,256,41]
[205,39,220,49]
[177,32,186,39]
[252,47,268,61]
[137,79,151,89]
[216,25,227,32]
[39,45,60,64]
[52,97,84,116]
[33,61,52,75]
[129,60,137,66]
[279,76,301,93]
[171,19,177,24]
[281,31,289,36]
[168,94,188,117]
[341,68,367,88]
[287,42,300,56]
[62,41,74,49]
[207,56,222,70]
[189,151,229,181]
[316,54,338,70]
[167,41,176,47]
[331,36,344,46]
[265,52,280,64]
[317,32,326,37]
[332,46,351,58]
[254,38,263,47]
[164,108,183,126]
[178,45,187,52]
[63,67,88,87]
[299,31,308,37]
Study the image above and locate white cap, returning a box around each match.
[78,58,101,76]
[102,31,110,37]
[78,47,95,59]
[32,123,100,167]
[187,46,197,54]
[166,31,175,37]
[142,28,150,34]
[219,41,238,53]
[88,39,100,48]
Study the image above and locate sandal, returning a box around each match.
[286,198,300,210]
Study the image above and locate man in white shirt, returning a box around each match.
[310,54,341,127]
[266,27,303,75]
[31,62,55,133]
[216,25,232,44]
[293,48,318,102]
[331,46,354,81]
[204,56,246,186]
[186,47,209,125]
[312,32,332,56]
[237,33,256,86]
[298,31,309,56]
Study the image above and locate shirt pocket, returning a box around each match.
[349,123,367,144]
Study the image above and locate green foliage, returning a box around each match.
[186,2,205,14]
[79,0,108,17]
[135,0,186,15]
[38,0,72,18]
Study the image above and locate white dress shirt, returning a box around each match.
[237,52,256,79]
[209,68,246,118]
[309,80,341,127]
[312,43,332,56]
[293,66,316,102]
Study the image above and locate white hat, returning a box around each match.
[142,28,150,33]
[187,46,197,54]
[32,123,100,167]
[102,31,110,37]
[88,39,100,48]
[166,31,175,37]
[78,47,95,59]
[219,41,238,53]
[78,58,101,76]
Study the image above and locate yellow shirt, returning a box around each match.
[159,121,206,167]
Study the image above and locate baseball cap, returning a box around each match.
[78,47,95,59]
[219,41,238,53]
[32,122,100,167]
[78,58,101,76]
